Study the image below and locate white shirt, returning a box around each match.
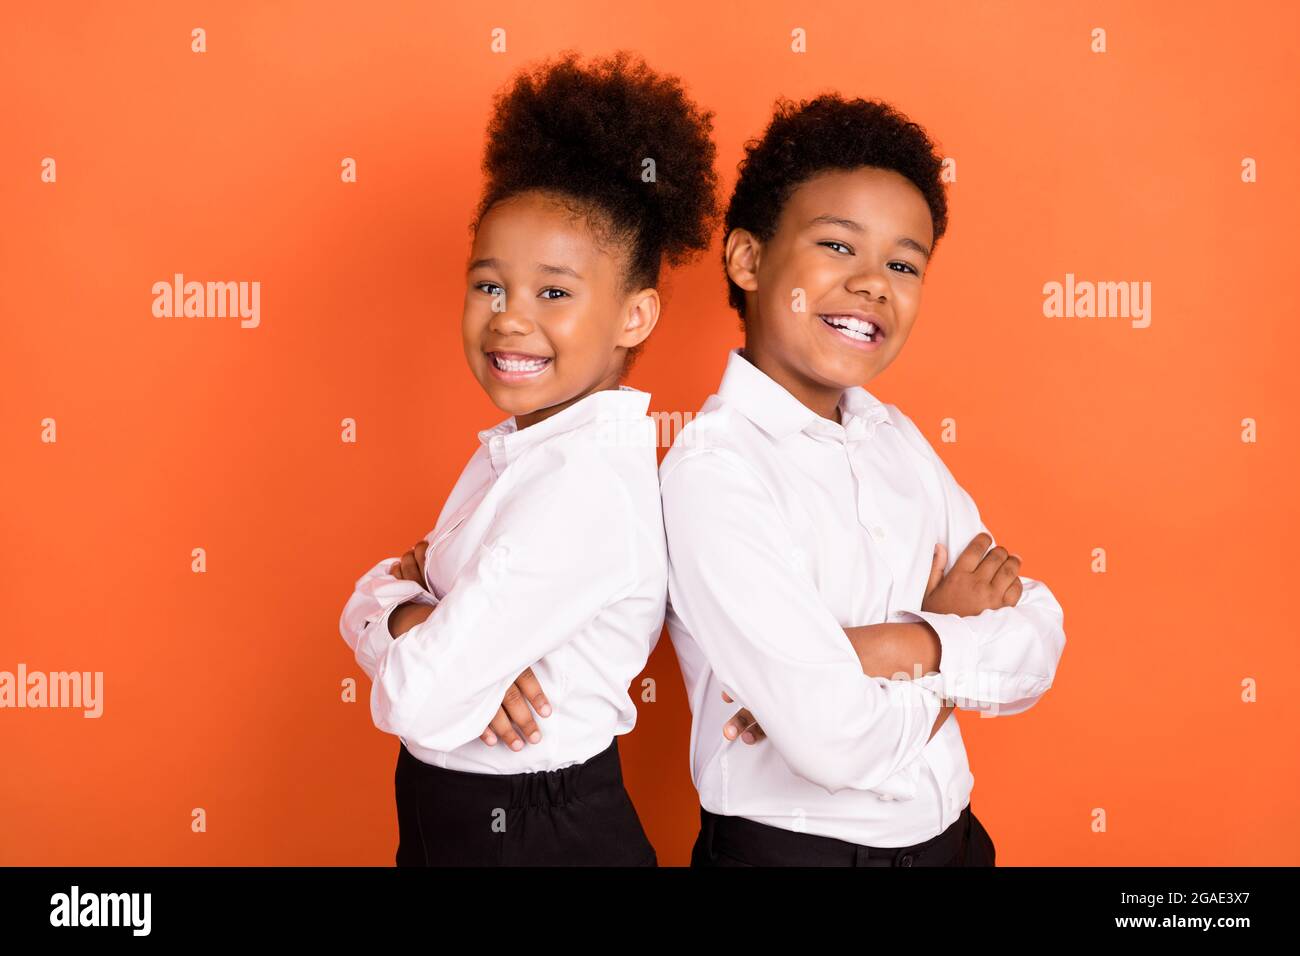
[660,348,1067,847]
[339,385,667,773]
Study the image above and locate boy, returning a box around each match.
[659,95,1066,866]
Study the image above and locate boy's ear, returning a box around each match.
[724,228,761,294]
[619,287,661,349]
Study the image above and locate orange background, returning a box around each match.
[3,0,1297,865]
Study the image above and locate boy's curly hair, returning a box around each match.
[472,51,721,369]
[724,95,950,322]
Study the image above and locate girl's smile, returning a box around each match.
[486,350,554,382]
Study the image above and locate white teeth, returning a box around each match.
[492,354,550,372]
[821,315,878,340]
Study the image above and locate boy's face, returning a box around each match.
[463,191,658,429]
[731,166,934,400]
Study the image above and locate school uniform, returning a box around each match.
[659,348,1067,866]
[340,385,664,866]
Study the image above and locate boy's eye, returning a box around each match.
[539,288,571,300]
[475,281,503,295]
[890,262,920,276]
[819,240,853,255]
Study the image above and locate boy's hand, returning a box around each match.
[721,535,1025,745]
[721,690,766,745]
[480,667,552,751]
[387,540,431,591]
[916,533,1023,737]
[921,533,1022,618]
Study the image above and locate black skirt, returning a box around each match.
[394,736,658,866]
[690,802,997,867]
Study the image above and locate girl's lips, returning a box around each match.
[817,314,885,352]
[486,350,553,382]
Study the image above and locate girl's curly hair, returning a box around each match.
[473,51,721,371]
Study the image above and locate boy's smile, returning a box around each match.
[725,166,934,422]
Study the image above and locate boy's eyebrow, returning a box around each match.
[807,214,931,261]
[466,257,584,279]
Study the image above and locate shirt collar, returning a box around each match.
[477,385,652,472]
[716,347,891,444]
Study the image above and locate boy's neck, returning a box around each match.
[739,345,845,426]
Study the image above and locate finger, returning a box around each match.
[733,709,763,745]
[990,554,1021,595]
[1002,576,1024,607]
[414,541,430,583]
[488,707,524,751]
[733,709,766,744]
[481,708,508,746]
[923,543,946,597]
[387,560,401,577]
[974,544,1010,581]
[954,532,993,573]
[721,691,733,703]
[399,549,421,583]
[502,682,542,745]
[513,667,552,718]
[723,714,743,740]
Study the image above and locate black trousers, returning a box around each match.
[690,802,997,867]
[394,736,658,866]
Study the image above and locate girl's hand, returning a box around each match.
[388,601,434,638]
[388,540,431,590]
[480,667,552,751]
[921,534,1022,618]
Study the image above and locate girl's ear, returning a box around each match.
[618,287,661,349]
[724,228,761,294]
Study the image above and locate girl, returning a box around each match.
[339,51,719,866]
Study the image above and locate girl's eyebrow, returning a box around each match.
[466,257,584,279]
[806,214,931,261]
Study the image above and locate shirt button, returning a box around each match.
[870,526,886,541]
[898,854,914,867]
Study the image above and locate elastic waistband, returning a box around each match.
[701,803,970,867]
[397,737,625,810]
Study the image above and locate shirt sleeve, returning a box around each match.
[891,412,1067,717]
[338,558,438,682]
[366,444,638,752]
[660,447,944,796]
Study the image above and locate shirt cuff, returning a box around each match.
[356,591,438,676]
[894,609,979,703]
[860,677,943,802]
[869,755,925,802]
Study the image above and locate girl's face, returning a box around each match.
[462,191,660,430]
[726,167,934,414]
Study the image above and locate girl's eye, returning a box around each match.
[539,288,571,300]
[819,240,853,255]
[890,262,920,276]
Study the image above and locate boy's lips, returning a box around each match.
[486,350,553,381]
[817,312,888,351]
